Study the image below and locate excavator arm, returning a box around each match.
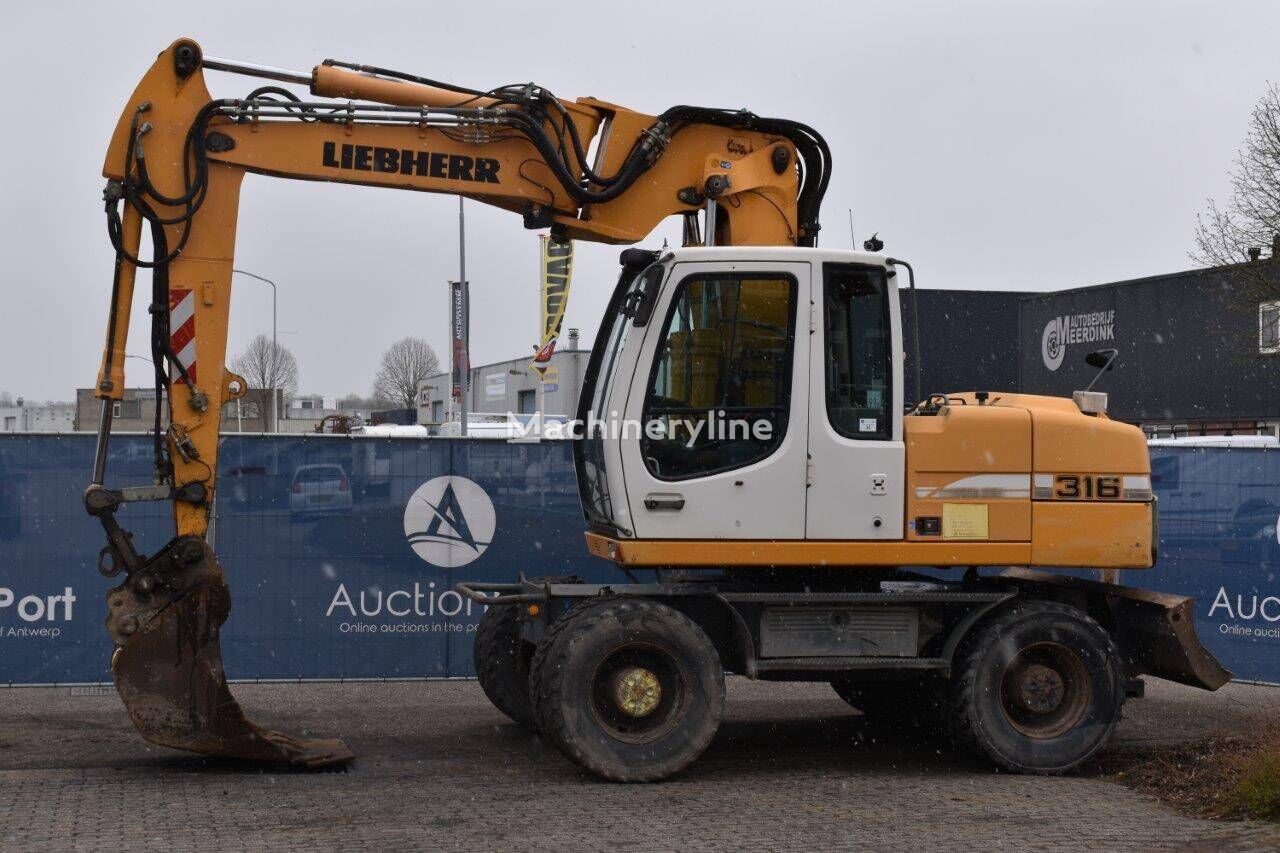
[86,38,830,766]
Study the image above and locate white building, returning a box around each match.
[0,401,76,433]
[417,337,589,427]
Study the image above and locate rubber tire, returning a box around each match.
[474,604,537,730]
[529,598,725,782]
[528,597,607,736]
[831,677,947,730]
[947,600,1124,774]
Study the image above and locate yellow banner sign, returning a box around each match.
[531,235,572,380]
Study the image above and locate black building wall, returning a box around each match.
[901,289,1021,402]
[1018,264,1280,424]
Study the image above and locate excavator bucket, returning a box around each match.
[105,536,353,768]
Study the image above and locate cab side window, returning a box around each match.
[642,273,797,479]
[824,264,891,439]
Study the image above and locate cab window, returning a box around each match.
[824,264,891,439]
[641,273,796,479]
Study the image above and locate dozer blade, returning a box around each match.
[106,536,354,768]
[1000,568,1232,691]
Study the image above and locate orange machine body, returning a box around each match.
[86,39,1226,774]
[587,393,1154,570]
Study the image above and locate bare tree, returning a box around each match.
[230,334,299,430]
[0,391,13,407]
[1193,83,1280,300]
[373,337,440,409]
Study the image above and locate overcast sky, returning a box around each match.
[2,0,1277,402]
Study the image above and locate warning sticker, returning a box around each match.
[942,503,989,540]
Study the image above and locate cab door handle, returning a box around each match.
[644,494,686,511]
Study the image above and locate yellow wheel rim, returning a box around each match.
[611,666,662,718]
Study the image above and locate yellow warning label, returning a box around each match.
[942,503,989,540]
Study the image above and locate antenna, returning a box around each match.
[848,208,855,248]
[1084,348,1119,392]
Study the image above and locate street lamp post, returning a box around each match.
[456,198,469,437]
[232,269,277,433]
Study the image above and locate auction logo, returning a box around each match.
[403,476,495,567]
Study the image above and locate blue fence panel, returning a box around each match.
[212,435,621,680]
[1148,446,1280,684]
[0,434,623,684]
[2,435,1278,685]
[0,434,172,683]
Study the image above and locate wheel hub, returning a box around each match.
[999,641,1091,740]
[1011,663,1065,714]
[611,666,662,718]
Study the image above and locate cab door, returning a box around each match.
[621,260,810,539]
[805,261,905,539]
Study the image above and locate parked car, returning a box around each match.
[289,464,353,516]
[1219,497,1280,564]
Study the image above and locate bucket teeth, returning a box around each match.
[107,538,353,768]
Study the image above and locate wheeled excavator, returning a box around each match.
[87,39,1228,780]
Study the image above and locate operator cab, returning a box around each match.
[576,246,905,541]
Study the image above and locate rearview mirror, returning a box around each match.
[1083,348,1119,393]
[1085,348,1118,370]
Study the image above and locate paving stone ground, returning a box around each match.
[1,678,1278,851]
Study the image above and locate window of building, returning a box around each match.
[517,389,537,414]
[824,264,892,439]
[431,401,444,422]
[107,399,141,419]
[2,416,15,432]
[1260,300,1280,355]
[641,273,796,480]
[298,399,316,410]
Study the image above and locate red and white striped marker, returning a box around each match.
[168,288,198,386]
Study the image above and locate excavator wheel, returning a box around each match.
[831,676,947,732]
[527,596,614,736]
[529,598,724,782]
[474,603,537,730]
[946,599,1124,774]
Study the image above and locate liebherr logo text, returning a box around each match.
[322,142,500,183]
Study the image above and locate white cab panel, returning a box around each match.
[620,259,811,539]
[805,259,905,539]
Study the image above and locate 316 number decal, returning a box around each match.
[1054,475,1121,500]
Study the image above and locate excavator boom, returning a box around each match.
[87,38,828,766]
